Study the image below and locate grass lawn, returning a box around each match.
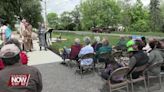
[112,31,164,37]
[51,32,120,54]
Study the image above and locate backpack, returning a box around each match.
[20,51,28,65]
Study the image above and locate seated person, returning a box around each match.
[0,44,42,92]
[114,36,127,51]
[132,35,143,40]
[96,38,112,55]
[141,36,147,47]
[61,38,82,64]
[78,37,94,66]
[5,38,28,65]
[96,38,112,67]
[0,38,28,70]
[126,36,135,48]
[127,41,149,79]
[147,39,164,75]
[91,36,102,52]
[61,47,71,61]
[158,39,164,59]
[159,39,164,49]
[142,37,152,53]
[69,38,82,61]
[126,36,137,52]
[158,39,164,70]
[100,57,123,83]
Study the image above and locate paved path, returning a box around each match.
[12,32,63,66]
[27,40,63,65]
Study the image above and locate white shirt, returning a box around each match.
[78,44,94,65]
[143,43,152,53]
[0,25,7,33]
[0,25,7,42]
[20,22,25,35]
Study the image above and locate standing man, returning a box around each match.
[38,23,47,51]
[20,19,26,38]
[19,19,26,49]
[22,21,33,51]
[0,44,42,92]
[19,19,26,38]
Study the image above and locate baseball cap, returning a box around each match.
[126,40,135,47]
[127,47,137,52]
[0,44,20,58]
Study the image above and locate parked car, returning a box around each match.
[102,27,116,33]
[91,27,103,33]
[91,27,116,33]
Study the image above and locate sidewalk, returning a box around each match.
[12,32,63,66]
[27,40,63,65]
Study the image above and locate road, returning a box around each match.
[54,30,164,39]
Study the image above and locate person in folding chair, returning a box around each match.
[158,39,164,58]
[61,38,82,65]
[95,37,112,68]
[114,36,127,51]
[127,40,149,79]
[91,36,102,52]
[147,38,164,75]
[69,38,82,61]
[78,37,94,68]
[100,57,123,83]
[158,39,164,71]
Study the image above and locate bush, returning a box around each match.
[161,25,164,32]
[128,20,150,32]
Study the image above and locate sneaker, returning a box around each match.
[60,62,68,66]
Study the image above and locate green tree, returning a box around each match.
[117,0,133,27]
[128,0,150,32]
[80,0,121,30]
[160,1,164,19]
[58,11,75,30]
[0,0,43,28]
[118,0,150,32]
[70,6,81,30]
[47,13,58,29]
[160,1,164,32]
[150,0,160,31]
[57,6,81,31]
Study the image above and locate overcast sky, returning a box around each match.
[41,0,80,15]
[41,0,150,15]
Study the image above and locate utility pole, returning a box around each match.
[44,0,48,30]
[40,0,48,29]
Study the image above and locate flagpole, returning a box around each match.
[44,0,47,30]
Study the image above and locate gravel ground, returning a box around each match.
[34,62,164,92]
